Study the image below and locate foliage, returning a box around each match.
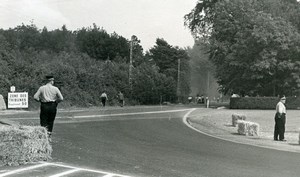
[0,23,191,108]
[131,63,176,104]
[75,24,130,61]
[230,96,300,110]
[185,0,300,96]
[147,38,191,97]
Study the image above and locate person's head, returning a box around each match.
[46,75,54,84]
[279,95,286,104]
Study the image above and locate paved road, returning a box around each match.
[1,107,300,176]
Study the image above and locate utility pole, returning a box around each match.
[177,58,181,103]
[207,70,210,96]
[129,35,134,89]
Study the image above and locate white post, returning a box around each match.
[177,58,181,102]
[206,99,209,108]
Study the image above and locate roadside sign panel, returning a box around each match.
[8,92,28,108]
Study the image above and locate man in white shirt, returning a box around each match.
[274,95,286,141]
[34,76,63,137]
[100,91,108,107]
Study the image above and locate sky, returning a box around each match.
[0,0,198,51]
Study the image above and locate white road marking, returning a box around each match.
[102,174,114,177]
[42,162,132,177]
[48,169,81,177]
[0,162,132,177]
[9,109,192,120]
[69,109,192,119]
[0,163,50,177]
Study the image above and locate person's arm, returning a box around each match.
[33,88,41,102]
[56,88,64,103]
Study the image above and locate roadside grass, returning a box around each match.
[189,108,300,144]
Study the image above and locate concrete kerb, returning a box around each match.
[183,108,300,153]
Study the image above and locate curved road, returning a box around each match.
[1,107,300,177]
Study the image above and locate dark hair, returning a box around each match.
[279,95,286,100]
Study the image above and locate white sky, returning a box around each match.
[0,0,197,51]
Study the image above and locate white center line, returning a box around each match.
[102,174,114,177]
[10,109,192,120]
[48,169,81,177]
[0,163,50,177]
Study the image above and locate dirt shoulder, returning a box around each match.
[188,108,300,153]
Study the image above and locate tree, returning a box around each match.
[75,24,130,61]
[185,0,300,96]
[131,35,144,66]
[131,63,176,104]
[147,38,191,97]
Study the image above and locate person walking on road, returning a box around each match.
[118,91,124,107]
[100,91,108,107]
[34,75,63,137]
[274,95,287,141]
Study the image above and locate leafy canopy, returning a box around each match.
[185,0,300,96]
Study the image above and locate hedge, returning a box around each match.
[230,97,300,109]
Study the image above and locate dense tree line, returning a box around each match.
[0,23,191,108]
[185,0,300,97]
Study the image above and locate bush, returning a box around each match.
[230,97,278,109]
[230,97,300,109]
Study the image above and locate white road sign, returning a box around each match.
[8,92,28,108]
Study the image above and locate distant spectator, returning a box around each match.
[231,93,240,98]
[200,95,204,104]
[274,95,287,141]
[188,96,193,103]
[100,91,108,107]
[118,91,124,107]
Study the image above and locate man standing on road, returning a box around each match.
[34,76,63,137]
[274,95,286,141]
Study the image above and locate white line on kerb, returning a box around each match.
[0,163,50,177]
[48,169,81,177]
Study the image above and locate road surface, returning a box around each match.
[1,107,300,177]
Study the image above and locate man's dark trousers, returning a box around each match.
[274,113,286,140]
[40,102,57,133]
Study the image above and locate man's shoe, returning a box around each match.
[279,139,287,141]
[274,139,278,141]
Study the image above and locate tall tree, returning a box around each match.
[75,24,130,61]
[147,38,191,97]
[185,0,300,96]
